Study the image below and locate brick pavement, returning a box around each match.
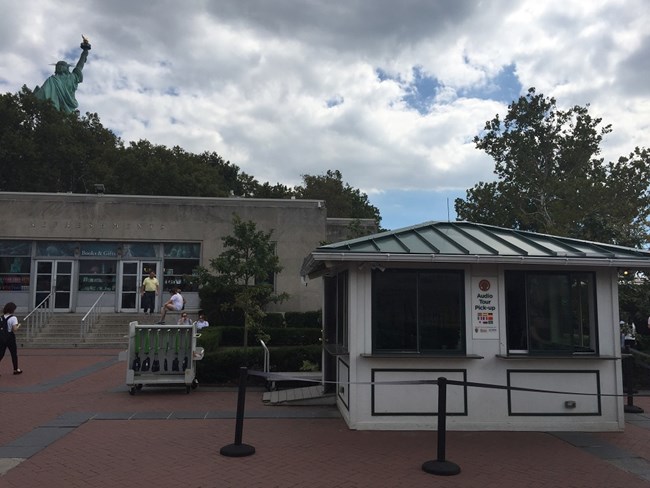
[1,349,650,487]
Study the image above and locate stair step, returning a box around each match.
[21,313,142,348]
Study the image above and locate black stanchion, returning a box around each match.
[220,366,256,457]
[422,377,461,476]
[622,353,644,414]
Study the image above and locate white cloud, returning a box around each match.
[1,0,649,228]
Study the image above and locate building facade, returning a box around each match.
[0,191,354,315]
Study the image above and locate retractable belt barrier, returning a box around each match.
[222,366,646,477]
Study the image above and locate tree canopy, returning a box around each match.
[0,88,380,228]
[455,87,650,248]
[295,169,381,225]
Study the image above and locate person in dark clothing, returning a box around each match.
[0,302,22,375]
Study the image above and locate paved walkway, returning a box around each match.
[1,349,650,487]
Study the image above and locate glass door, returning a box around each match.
[35,260,74,311]
[141,262,160,312]
[119,261,139,312]
[119,261,160,312]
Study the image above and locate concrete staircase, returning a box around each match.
[19,313,147,349]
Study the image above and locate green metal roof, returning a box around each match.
[302,221,650,277]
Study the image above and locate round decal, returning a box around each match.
[478,279,491,291]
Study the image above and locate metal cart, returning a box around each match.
[126,321,204,395]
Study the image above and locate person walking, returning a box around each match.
[141,271,159,315]
[0,302,22,375]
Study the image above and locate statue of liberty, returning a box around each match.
[34,35,91,113]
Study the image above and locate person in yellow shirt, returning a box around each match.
[141,271,159,315]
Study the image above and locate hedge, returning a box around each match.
[285,311,321,328]
[262,312,285,328]
[215,326,321,347]
[196,344,321,384]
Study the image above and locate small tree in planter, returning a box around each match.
[196,214,288,347]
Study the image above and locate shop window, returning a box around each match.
[0,241,31,291]
[323,271,348,352]
[372,269,465,354]
[78,260,116,292]
[163,243,200,292]
[121,243,157,258]
[36,242,76,257]
[505,271,597,354]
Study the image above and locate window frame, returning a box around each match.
[371,268,466,355]
[323,270,348,353]
[505,270,599,356]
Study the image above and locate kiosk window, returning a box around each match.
[505,271,597,354]
[372,269,465,354]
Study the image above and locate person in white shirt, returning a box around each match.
[194,312,209,330]
[157,288,185,325]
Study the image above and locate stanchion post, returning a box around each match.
[422,377,461,476]
[623,354,644,414]
[220,366,256,457]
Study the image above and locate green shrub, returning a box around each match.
[217,326,247,346]
[196,347,265,384]
[262,312,285,328]
[215,326,320,347]
[265,327,321,346]
[199,284,244,326]
[266,345,322,372]
[285,310,321,328]
[196,327,221,351]
[195,345,321,384]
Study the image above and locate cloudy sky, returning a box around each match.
[1,0,648,229]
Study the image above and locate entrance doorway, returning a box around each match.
[119,261,160,312]
[35,260,74,311]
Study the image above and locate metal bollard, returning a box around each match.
[422,377,461,476]
[220,367,256,457]
[622,354,644,414]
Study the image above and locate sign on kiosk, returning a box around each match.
[471,277,499,339]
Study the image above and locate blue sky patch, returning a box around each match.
[459,63,522,104]
[370,188,466,230]
[326,95,344,108]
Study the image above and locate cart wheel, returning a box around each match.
[185,385,191,394]
[136,384,143,391]
[129,386,136,395]
[191,378,199,389]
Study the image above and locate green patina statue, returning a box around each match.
[34,35,91,113]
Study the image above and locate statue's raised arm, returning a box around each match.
[34,35,92,113]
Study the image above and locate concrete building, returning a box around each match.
[301,221,650,431]
[0,192,374,315]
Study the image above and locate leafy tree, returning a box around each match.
[0,88,121,192]
[1,88,383,229]
[455,87,650,247]
[295,170,381,227]
[196,214,288,347]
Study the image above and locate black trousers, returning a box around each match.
[0,332,18,370]
[142,291,156,313]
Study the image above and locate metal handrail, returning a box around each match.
[22,293,53,339]
[260,339,270,373]
[80,292,105,339]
